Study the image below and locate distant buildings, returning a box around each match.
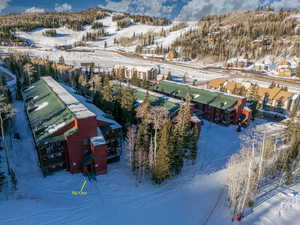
[154,80,250,126]
[276,61,293,77]
[22,77,122,176]
[31,58,75,72]
[226,58,251,68]
[206,78,300,115]
[165,50,178,60]
[113,64,160,81]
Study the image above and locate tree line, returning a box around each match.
[172,9,300,62]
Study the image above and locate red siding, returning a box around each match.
[65,116,98,173]
[91,144,107,174]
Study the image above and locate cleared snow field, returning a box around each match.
[15,15,192,51]
[16,25,94,48]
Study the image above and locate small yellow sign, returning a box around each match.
[72,180,88,195]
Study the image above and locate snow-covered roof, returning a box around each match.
[42,77,95,119]
[112,81,187,105]
[90,127,106,147]
[61,83,122,129]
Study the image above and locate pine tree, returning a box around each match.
[23,63,35,86]
[58,55,65,65]
[169,99,191,175]
[120,88,136,125]
[167,71,172,80]
[187,125,199,164]
[152,118,171,184]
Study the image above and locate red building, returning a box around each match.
[22,77,122,176]
[154,80,251,126]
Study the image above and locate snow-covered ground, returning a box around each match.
[3,47,227,82]
[15,15,193,51]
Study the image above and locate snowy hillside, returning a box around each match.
[15,14,194,50]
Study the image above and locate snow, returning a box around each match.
[34,102,48,111]
[90,127,106,147]
[42,77,95,119]
[14,15,184,50]
[47,122,66,134]
[16,25,93,48]
[61,83,122,129]
[0,64,16,88]
[24,85,35,92]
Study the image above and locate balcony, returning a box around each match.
[40,156,65,168]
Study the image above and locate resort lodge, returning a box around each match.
[22,77,122,176]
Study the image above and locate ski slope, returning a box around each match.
[15,14,192,51]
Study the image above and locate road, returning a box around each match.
[114,50,300,90]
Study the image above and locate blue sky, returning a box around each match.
[0,0,299,21]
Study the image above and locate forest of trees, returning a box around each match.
[172,9,300,61]
[0,69,15,195]
[227,116,300,220]
[126,95,198,184]
[42,29,57,37]
[91,22,104,30]
[112,13,171,26]
[116,23,187,54]
[81,28,108,42]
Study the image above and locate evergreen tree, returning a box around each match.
[120,88,136,125]
[58,55,65,65]
[152,118,171,184]
[167,71,172,80]
[169,98,191,175]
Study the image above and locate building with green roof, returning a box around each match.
[154,80,248,125]
[110,81,202,125]
[22,77,122,176]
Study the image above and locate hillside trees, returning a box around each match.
[81,29,108,41]
[127,94,199,184]
[42,29,57,37]
[227,119,300,220]
[171,9,300,61]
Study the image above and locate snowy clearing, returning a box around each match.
[15,15,193,51]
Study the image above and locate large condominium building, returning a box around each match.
[154,80,250,126]
[22,77,122,176]
[113,64,160,81]
[207,79,299,115]
[110,81,202,126]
